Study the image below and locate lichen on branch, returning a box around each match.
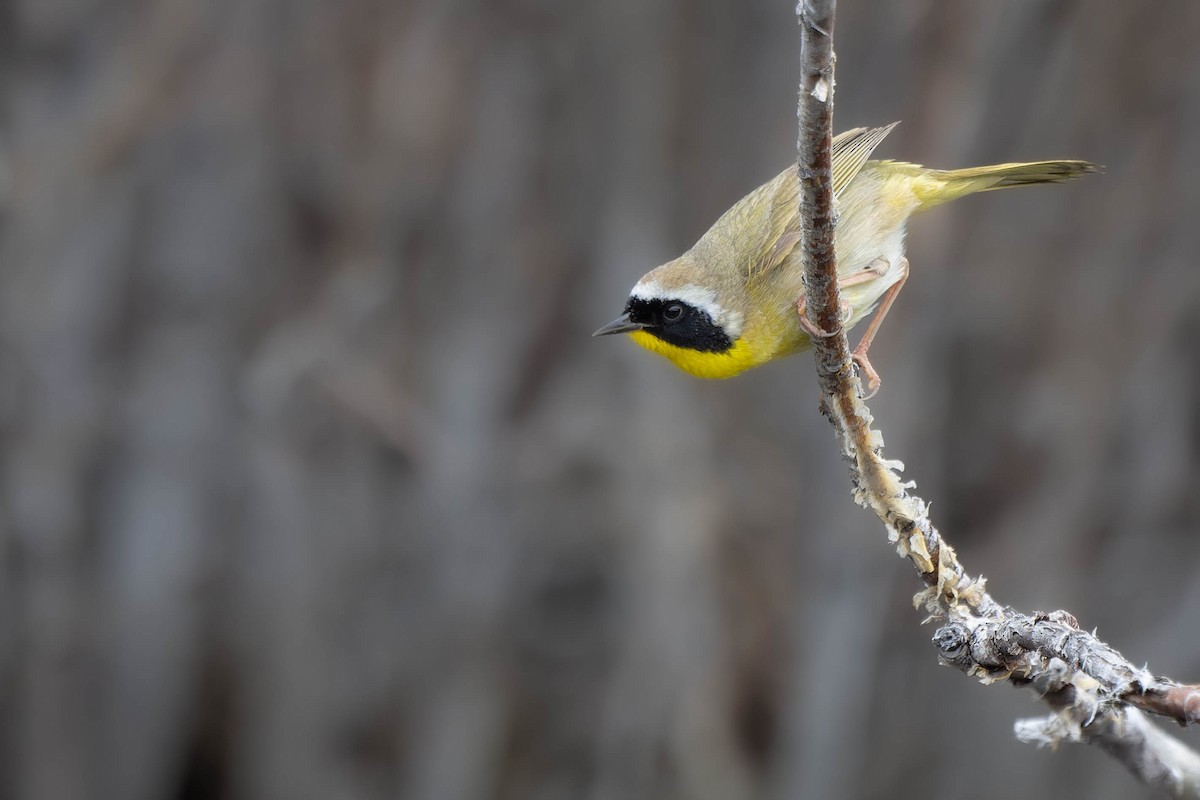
[794,1,1200,795]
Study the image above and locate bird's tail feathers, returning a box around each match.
[916,160,1097,211]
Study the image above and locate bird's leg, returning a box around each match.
[840,256,891,286]
[850,257,910,399]
[795,257,891,339]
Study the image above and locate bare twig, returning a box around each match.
[795,1,1200,795]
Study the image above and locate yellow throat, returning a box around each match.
[628,330,763,379]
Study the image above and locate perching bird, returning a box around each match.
[594,123,1094,393]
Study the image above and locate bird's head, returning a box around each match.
[594,262,761,379]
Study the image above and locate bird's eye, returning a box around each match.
[663,303,685,323]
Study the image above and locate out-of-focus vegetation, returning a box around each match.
[3,2,1199,799]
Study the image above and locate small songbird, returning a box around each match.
[594,123,1094,393]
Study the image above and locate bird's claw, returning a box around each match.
[852,348,881,399]
[796,297,851,339]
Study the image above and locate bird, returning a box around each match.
[594,123,1094,394]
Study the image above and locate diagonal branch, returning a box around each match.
[794,1,1200,796]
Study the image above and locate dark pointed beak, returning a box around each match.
[592,312,647,337]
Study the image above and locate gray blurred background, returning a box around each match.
[3,1,1200,799]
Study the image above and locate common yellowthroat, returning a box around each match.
[595,123,1094,391]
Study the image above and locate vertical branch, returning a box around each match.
[794,2,1200,796]
[796,0,849,387]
